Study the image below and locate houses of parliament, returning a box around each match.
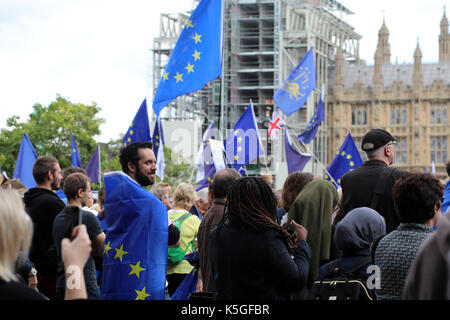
[327,10,450,180]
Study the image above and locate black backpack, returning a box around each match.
[309,256,373,300]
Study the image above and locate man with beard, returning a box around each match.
[98,142,179,299]
[118,142,180,248]
[24,156,65,300]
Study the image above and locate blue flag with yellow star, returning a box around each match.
[274,47,316,116]
[224,103,264,174]
[325,133,363,187]
[71,135,82,168]
[152,0,223,116]
[297,85,325,144]
[101,171,168,300]
[13,133,38,189]
[122,99,151,148]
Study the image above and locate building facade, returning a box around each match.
[327,11,450,179]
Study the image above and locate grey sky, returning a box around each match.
[0,0,447,143]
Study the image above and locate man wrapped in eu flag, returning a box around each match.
[101,142,180,300]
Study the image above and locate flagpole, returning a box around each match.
[219,0,226,141]
[287,126,339,187]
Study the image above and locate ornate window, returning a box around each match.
[430,136,447,163]
[351,106,367,126]
[430,105,447,124]
[395,137,407,164]
[390,105,407,126]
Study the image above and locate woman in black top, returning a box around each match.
[209,177,312,300]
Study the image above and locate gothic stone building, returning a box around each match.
[327,12,450,180]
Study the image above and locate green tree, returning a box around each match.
[156,146,197,190]
[0,94,105,177]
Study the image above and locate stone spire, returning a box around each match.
[413,39,423,97]
[376,16,391,64]
[440,7,450,61]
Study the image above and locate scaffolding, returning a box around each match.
[149,0,361,184]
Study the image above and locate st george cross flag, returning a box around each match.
[85,145,101,183]
[152,0,223,116]
[71,135,82,168]
[101,171,168,300]
[224,103,264,174]
[14,133,38,189]
[152,117,165,181]
[297,85,325,144]
[122,99,152,148]
[285,127,312,173]
[274,47,316,116]
[325,133,363,187]
[268,112,285,138]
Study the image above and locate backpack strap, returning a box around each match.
[328,256,372,275]
[175,212,192,225]
[370,167,397,209]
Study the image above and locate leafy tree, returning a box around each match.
[0,94,105,177]
[155,146,197,191]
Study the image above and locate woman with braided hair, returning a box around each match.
[209,177,312,300]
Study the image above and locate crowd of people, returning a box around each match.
[1,128,450,300]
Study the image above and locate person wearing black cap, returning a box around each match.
[339,128,407,233]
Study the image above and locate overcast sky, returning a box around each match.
[0,0,447,143]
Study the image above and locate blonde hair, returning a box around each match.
[0,189,33,282]
[172,183,196,211]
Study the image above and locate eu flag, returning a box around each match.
[122,99,151,148]
[152,117,165,181]
[152,0,223,116]
[274,47,316,116]
[101,171,168,300]
[285,127,312,174]
[325,133,363,187]
[13,133,38,189]
[224,103,264,174]
[71,135,82,168]
[297,85,325,144]
[85,145,101,183]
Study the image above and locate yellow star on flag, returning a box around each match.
[185,62,194,74]
[162,72,169,81]
[234,155,239,160]
[350,161,355,167]
[135,287,151,300]
[237,146,242,152]
[127,137,131,142]
[192,32,202,44]
[341,151,346,156]
[346,154,352,159]
[185,19,193,29]
[174,72,183,83]
[129,129,134,135]
[104,241,112,257]
[192,50,201,61]
[237,137,242,143]
[129,261,146,279]
[114,244,128,262]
